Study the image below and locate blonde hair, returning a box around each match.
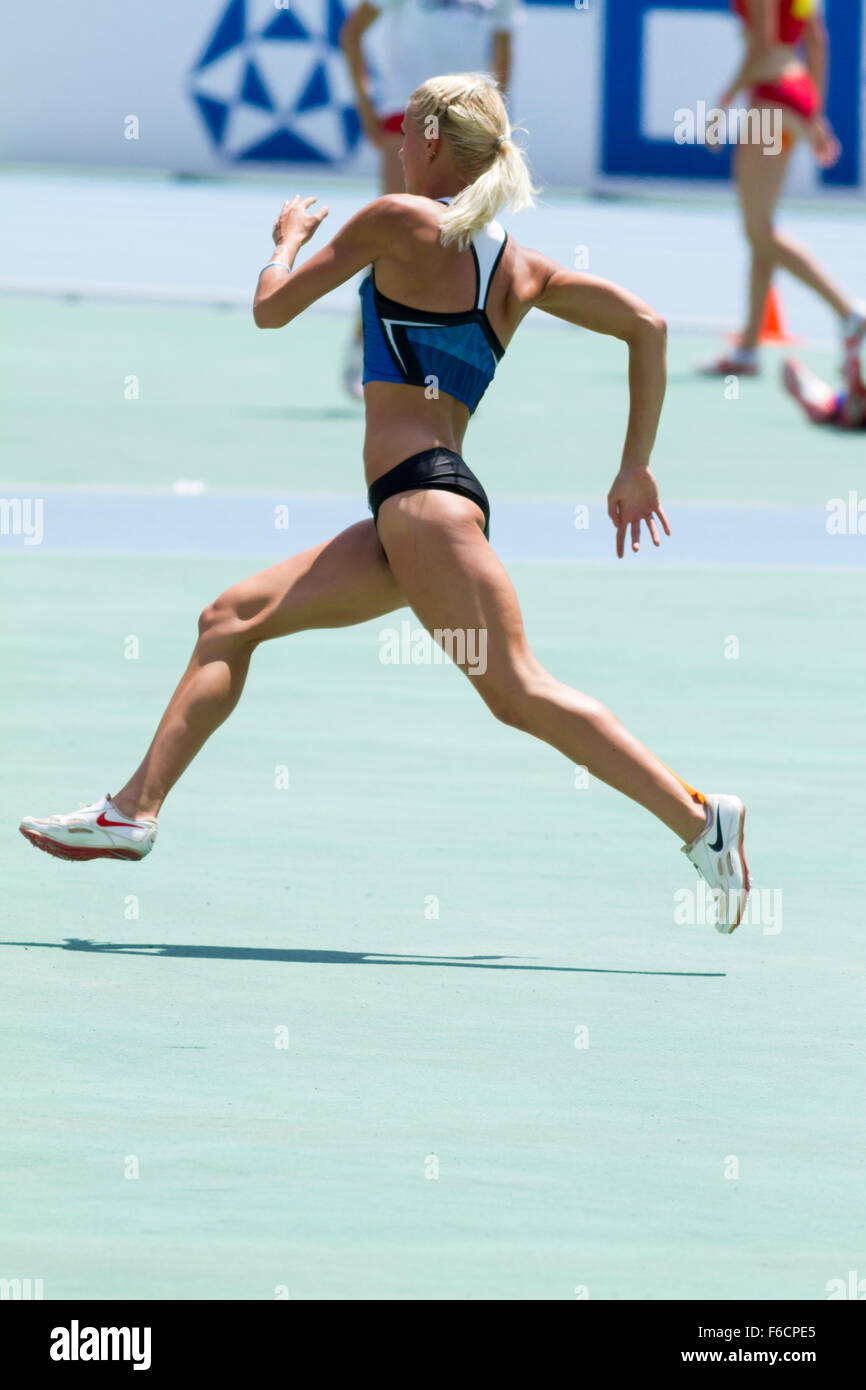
[409,73,537,250]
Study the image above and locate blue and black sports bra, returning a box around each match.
[359,198,508,415]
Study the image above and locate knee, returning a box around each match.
[198,593,229,638]
[482,675,609,742]
[479,671,552,733]
[482,686,533,732]
[744,222,775,260]
[197,589,251,650]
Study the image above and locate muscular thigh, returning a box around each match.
[735,135,792,230]
[374,490,543,690]
[215,519,404,643]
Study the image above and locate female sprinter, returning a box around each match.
[339,1,514,395]
[19,75,749,933]
[700,0,864,377]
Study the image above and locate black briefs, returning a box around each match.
[367,446,490,540]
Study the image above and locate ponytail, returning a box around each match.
[409,73,538,250]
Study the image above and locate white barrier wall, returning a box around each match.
[1,1,863,195]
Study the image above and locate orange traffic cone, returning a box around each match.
[756,285,799,345]
[726,285,801,347]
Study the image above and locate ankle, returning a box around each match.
[111,791,156,822]
[682,800,710,845]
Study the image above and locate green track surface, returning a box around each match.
[1,298,864,1300]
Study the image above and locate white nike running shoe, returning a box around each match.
[681,793,750,934]
[19,795,157,862]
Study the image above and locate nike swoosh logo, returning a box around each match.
[708,813,725,853]
[96,811,140,829]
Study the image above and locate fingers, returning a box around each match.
[821,143,841,170]
[274,196,328,243]
[611,510,671,557]
[610,500,640,558]
[610,493,671,559]
[609,497,625,558]
[280,195,322,213]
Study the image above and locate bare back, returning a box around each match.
[361,194,547,485]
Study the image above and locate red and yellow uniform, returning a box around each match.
[732,0,819,120]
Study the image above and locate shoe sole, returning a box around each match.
[720,802,750,934]
[697,364,760,377]
[19,827,147,862]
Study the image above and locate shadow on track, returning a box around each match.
[1,938,725,978]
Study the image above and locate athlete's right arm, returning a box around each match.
[253,195,396,329]
[338,2,384,148]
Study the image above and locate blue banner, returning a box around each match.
[602,0,860,186]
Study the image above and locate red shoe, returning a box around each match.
[782,357,839,425]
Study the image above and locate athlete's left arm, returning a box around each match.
[532,259,670,558]
[490,0,515,94]
[253,195,388,329]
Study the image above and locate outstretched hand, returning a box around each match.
[272,195,329,248]
[607,465,671,559]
